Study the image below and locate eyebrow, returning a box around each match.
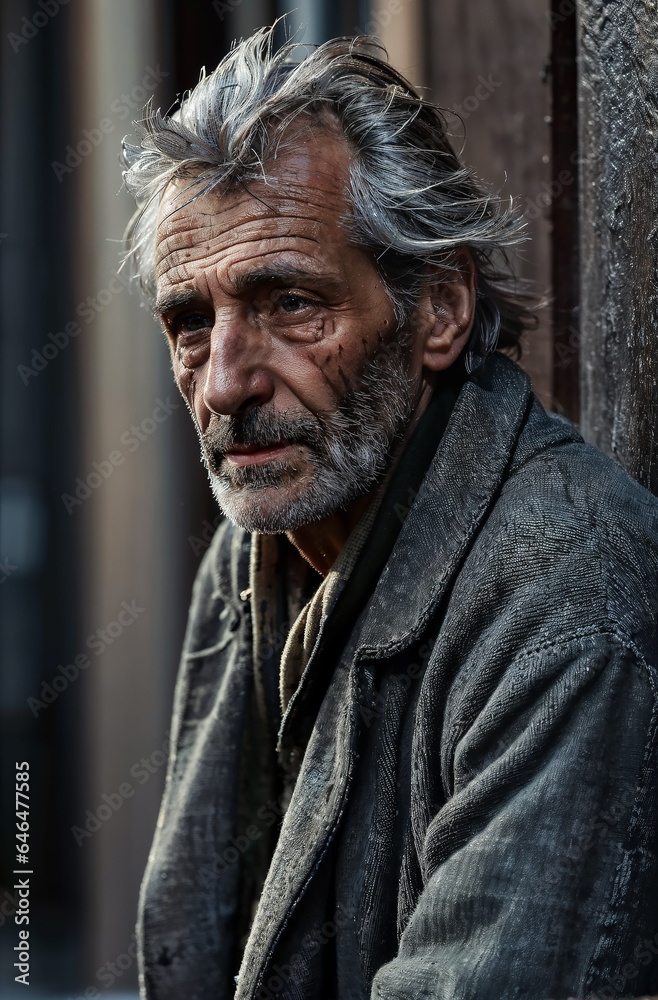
[154,263,343,319]
[231,263,341,294]
[154,287,201,319]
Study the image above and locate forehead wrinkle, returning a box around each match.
[268,181,347,212]
[160,245,344,303]
[156,132,352,233]
[156,240,342,304]
[155,226,326,283]
[155,161,353,291]
[158,178,344,229]
[157,183,347,256]
[159,210,331,248]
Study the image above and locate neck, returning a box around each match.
[286,379,434,576]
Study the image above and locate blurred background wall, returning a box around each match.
[1,0,576,995]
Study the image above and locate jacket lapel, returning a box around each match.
[235,625,362,998]
[357,353,532,656]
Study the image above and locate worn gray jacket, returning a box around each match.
[138,353,658,1000]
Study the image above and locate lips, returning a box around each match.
[223,442,294,466]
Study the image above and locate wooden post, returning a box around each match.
[550,0,580,424]
[577,1,658,494]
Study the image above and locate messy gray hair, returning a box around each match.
[121,26,533,370]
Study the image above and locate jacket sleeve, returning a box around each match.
[371,632,658,1000]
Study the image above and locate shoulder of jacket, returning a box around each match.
[490,391,658,550]
[419,388,658,662]
[449,409,658,657]
[507,393,582,474]
[508,394,658,531]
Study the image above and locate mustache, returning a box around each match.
[201,408,324,470]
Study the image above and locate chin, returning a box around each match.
[209,475,356,534]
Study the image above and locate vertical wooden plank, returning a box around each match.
[577,1,658,493]
[550,0,580,424]
[424,0,553,407]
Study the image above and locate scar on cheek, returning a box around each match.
[307,346,348,397]
[335,364,350,395]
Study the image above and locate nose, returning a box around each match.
[202,316,275,417]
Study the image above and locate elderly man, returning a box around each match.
[122,27,658,1000]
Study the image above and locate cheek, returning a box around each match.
[303,317,397,398]
[273,318,357,408]
[276,313,399,412]
[265,344,343,412]
[170,351,209,426]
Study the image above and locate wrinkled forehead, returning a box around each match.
[154,131,355,267]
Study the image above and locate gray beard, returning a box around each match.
[197,335,417,533]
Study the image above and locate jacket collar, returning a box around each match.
[356,352,532,656]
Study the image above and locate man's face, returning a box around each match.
[154,129,426,532]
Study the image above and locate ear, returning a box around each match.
[420,251,477,372]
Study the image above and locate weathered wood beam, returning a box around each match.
[551,0,580,424]
[577,1,658,493]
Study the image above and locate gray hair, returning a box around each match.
[121,26,534,370]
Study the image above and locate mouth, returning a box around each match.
[223,441,295,467]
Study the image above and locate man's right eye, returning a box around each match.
[171,313,212,336]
